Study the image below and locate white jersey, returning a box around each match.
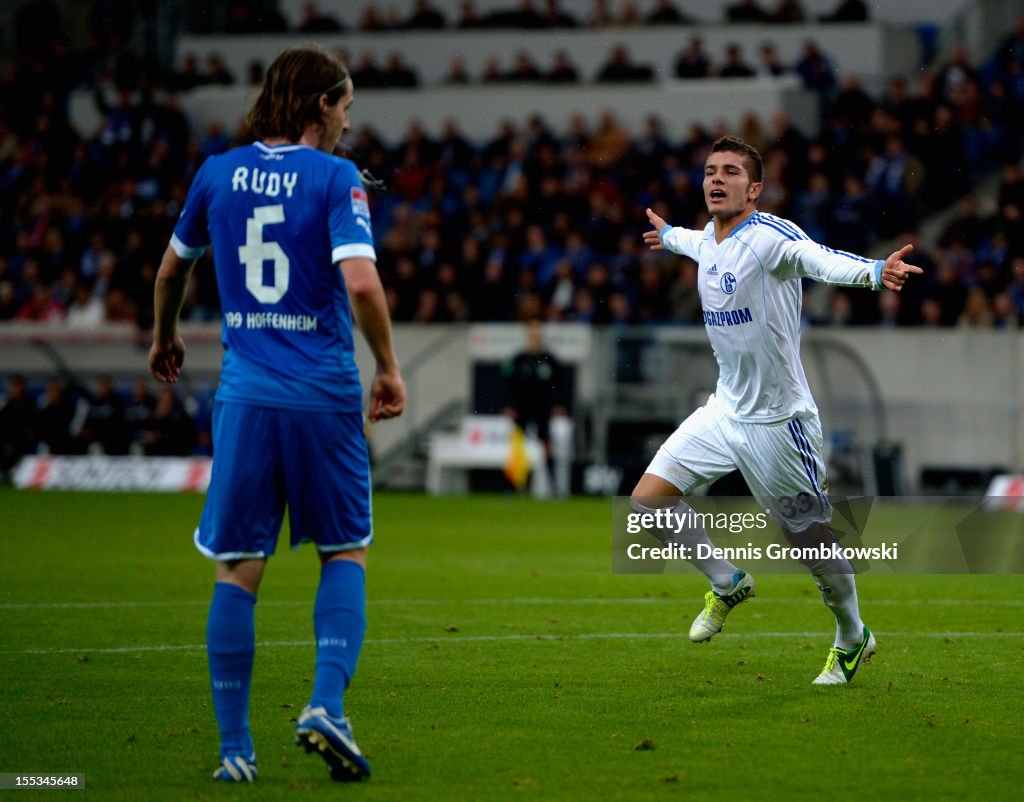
[660,211,883,424]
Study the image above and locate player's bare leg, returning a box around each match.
[215,557,268,595]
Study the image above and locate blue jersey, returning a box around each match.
[171,142,376,412]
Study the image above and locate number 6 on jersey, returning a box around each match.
[239,204,289,303]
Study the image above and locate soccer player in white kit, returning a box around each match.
[635,136,921,685]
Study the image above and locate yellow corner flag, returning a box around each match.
[504,424,532,490]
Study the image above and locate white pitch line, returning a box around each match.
[2,597,1024,610]
[1,630,1022,657]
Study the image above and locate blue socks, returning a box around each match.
[309,559,367,718]
[205,560,365,757]
[207,582,257,760]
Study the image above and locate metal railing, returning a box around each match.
[368,324,468,482]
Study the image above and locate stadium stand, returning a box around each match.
[0,0,1023,479]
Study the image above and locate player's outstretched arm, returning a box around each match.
[783,235,924,291]
[340,257,406,422]
[644,208,703,258]
[149,245,196,384]
[643,208,669,251]
[879,244,924,292]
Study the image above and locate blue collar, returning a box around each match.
[727,212,756,239]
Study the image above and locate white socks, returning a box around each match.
[666,501,739,595]
[813,572,864,649]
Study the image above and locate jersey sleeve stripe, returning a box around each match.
[763,214,807,240]
[757,217,801,241]
[170,233,207,259]
[818,245,874,264]
[332,243,377,263]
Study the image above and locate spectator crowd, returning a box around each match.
[166,0,873,90]
[2,0,1023,474]
[0,374,209,475]
[190,0,871,36]
[0,0,1022,338]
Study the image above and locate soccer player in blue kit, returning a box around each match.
[636,136,921,685]
[149,46,405,782]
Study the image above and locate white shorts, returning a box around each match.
[645,396,832,531]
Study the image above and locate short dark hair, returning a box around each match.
[244,45,349,142]
[709,135,763,183]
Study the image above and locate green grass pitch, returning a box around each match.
[1,490,1022,801]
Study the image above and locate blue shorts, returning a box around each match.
[194,401,372,560]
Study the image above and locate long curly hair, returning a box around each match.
[244,45,349,142]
